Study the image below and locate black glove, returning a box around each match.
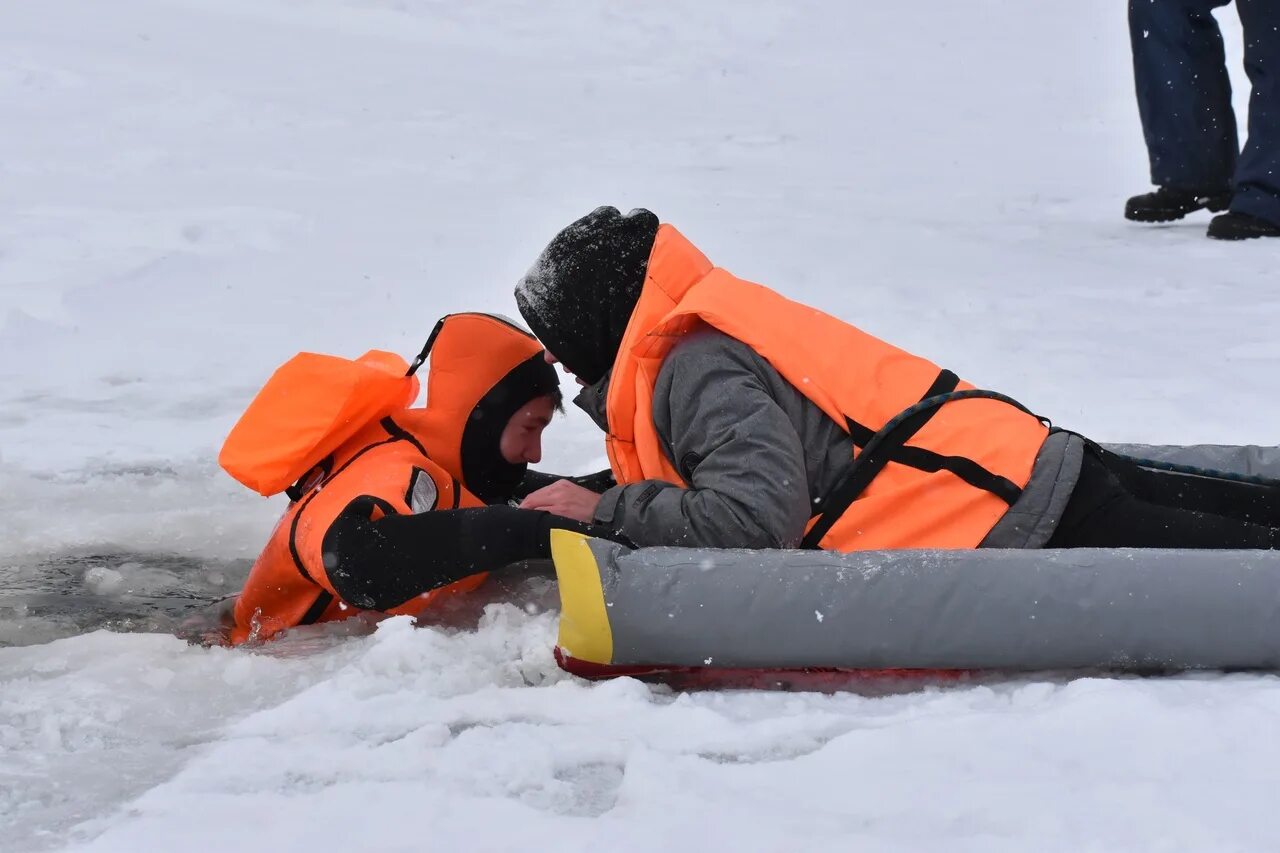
[321,499,626,611]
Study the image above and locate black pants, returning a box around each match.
[1046,446,1280,549]
[1129,0,1280,225]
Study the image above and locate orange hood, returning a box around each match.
[404,313,558,502]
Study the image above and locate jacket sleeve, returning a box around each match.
[321,500,621,611]
[592,333,813,549]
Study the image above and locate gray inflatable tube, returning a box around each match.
[548,444,1280,682]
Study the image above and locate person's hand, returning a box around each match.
[519,480,602,523]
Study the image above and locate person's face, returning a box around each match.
[544,350,586,386]
[499,394,555,464]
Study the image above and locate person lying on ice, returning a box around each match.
[226,313,620,645]
[515,206,1280,552]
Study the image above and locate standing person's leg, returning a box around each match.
[1126,0,1238,221]
[1046,449,1280,549]
[1209,0,1280,238]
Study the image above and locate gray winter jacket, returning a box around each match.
[581,329,1083,550]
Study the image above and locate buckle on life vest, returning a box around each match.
[285,454,335,502]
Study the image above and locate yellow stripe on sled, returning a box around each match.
[550,530,614,665]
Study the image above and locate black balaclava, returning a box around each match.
[461,352,559,504]
[514,206,660,386]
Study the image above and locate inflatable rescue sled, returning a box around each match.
[548,444,1280,685]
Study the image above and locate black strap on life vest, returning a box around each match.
[285,454,335,503]
[287,419,423,583]
[406,317,447,378]
[297,591,335,626]
[800,370,1046,549]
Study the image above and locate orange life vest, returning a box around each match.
[604,224,1050,551]
[229,413,486,644]
[229,314,549,644]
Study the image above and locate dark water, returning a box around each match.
[0,553,564,649]
[0,551,253,647]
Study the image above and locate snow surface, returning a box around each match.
[2,0,1279,850]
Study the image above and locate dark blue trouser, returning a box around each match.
[1129,0,1280,225]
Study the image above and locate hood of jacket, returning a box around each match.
[403,313,558,503]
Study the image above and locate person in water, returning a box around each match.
[229,312,619,644]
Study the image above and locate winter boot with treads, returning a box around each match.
[1125,187,1231,223]
[1207,212,1280,240]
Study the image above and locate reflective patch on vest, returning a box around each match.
[406,467,439,514]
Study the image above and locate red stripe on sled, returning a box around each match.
[554,646,970,691]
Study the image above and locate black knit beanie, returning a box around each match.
[514,206,660,386]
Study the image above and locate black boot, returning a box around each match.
[1124,187,1231,223]
[1206,212,1280,240]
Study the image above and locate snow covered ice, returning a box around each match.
[3,1,1280,850]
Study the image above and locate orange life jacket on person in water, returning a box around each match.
[225,314,556,644]
[605,224,1050,551]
